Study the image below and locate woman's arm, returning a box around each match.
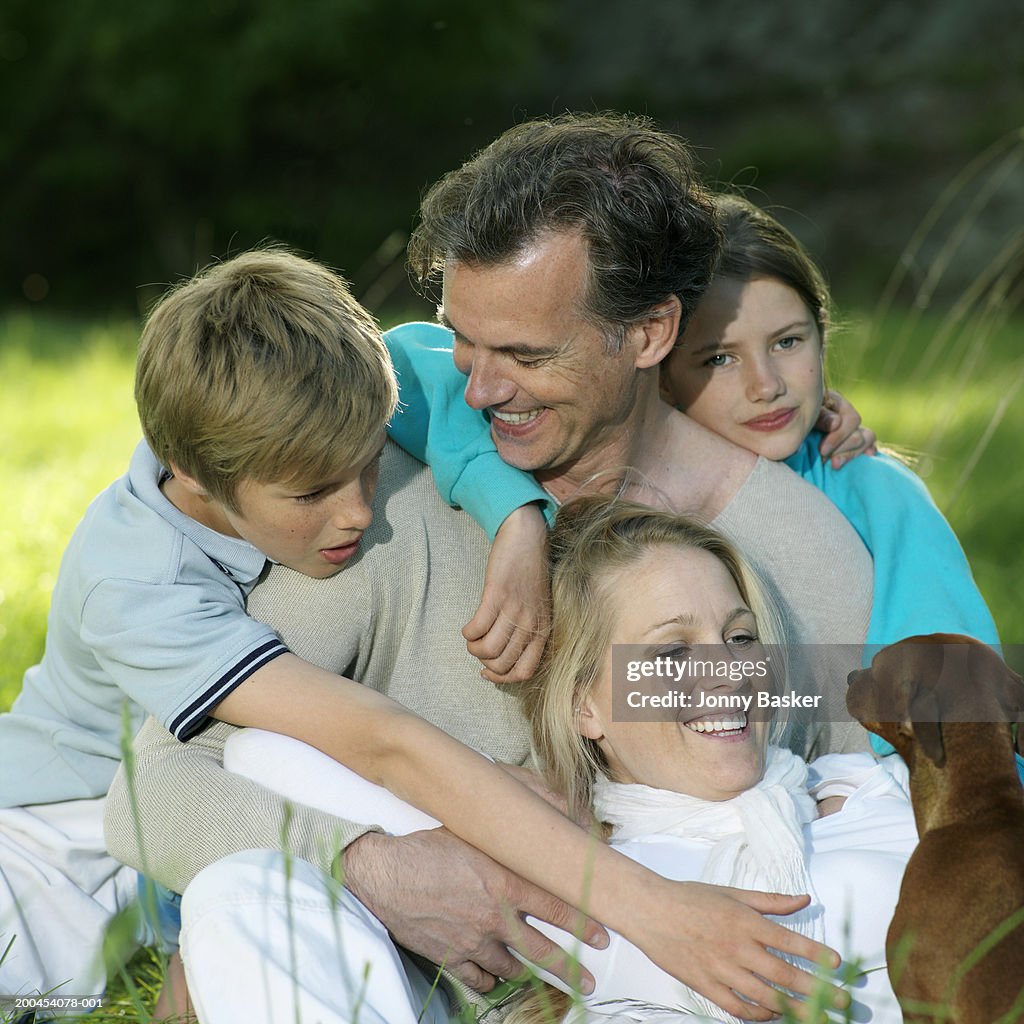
[104,716,371,894]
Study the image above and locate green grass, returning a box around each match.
[830,306,1024,644]
[1,298,1022,1021]
[2,300,1021,708]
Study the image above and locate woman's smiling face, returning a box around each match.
[577,545,770,802]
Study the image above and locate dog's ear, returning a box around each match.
[992,659,1024,756]
[908,685,945,766]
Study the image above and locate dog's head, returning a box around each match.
[847,633,1024,767]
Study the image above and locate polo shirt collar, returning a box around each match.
[127,440,269,585]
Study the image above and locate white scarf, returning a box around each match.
[591,746,823,1022]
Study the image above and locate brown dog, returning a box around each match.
[847,634,1024,1023]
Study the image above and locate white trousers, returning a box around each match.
[181,849,452,1024]
[0,797,138,1000]
[180,730,453,1024]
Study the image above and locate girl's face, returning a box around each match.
[577,545,770,802]
[662,276,825,461]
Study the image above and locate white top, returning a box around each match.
[532,753,917,1023]
[0,441,286,806]
[221,730,916,1024]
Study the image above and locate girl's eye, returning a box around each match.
[704,352,730,368]
[775,336,800,351]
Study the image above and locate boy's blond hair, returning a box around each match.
[135,248,397,510]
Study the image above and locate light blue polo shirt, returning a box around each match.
[0,441,288,807]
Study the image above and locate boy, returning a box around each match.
[0,248,396,1001]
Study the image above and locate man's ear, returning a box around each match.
[575,694,605,742]
[632,296,682,370]
[166,462,209,498]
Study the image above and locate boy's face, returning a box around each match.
[661,276,824,461]
[210,435,386,578]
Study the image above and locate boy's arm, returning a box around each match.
[210,652,846,1018]
[105,715,606,994]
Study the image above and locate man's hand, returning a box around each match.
[634,879,848,1022]
[340,828,608,994]
[815,389,877,469]
[463,504,551,684]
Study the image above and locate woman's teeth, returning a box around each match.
[685,714,748,735]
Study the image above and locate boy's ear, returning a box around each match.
[632,296,682,370]
[167,462,209,498]
[575,695,605,742]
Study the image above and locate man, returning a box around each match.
[108,113,869,1022]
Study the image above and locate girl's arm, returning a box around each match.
[386,322,555,682]
[384,322,556,536]
[215,653,845,1020]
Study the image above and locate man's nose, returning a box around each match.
[461,350,513,411]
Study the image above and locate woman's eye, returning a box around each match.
[727,633,758,649]
[657,645,691,661]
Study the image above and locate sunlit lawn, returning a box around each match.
[1,302,1022,1021]
[3,304,1022,710]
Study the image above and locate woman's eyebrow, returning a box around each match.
[644,607,752,636]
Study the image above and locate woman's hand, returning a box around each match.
[815,389,877,469]
[634,879,848,1022]
[463,503,551,683]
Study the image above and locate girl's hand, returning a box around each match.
[635,879,848,1022]
[463,503,551,683]
[816,389,878,469]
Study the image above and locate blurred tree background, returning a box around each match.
[2,0,1023,690]
[2,0,1022,313]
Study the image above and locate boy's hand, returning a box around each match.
[463,504,551,684]
[816,389,878,469]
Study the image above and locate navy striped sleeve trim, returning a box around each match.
[169,639,289,741]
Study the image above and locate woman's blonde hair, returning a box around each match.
[508,495,785,1024]
[519,494,785,822]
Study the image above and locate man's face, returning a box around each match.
[440,230,641,477]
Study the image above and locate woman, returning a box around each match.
[506,495,916,1022]
[217,495,917,1023]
